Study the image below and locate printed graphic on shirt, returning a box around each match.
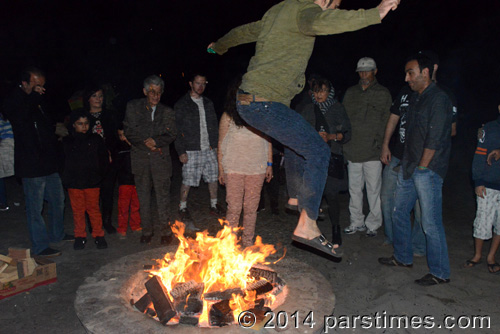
[93,120,104,138]
[478,129,485,144]
[397,94,410,144]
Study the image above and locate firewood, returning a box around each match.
[146,307,157,317]
[0,265,19,283]
[209,300,234,327]
[133,293,152,313]
[179,315,199,326]
[145,276,177,325]
[246,280,273,296]
[0,254,14,265]
[249,267,277,284]
[8,248,31,261]
[203,287,242,301]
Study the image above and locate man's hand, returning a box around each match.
[207,42,216,53]
[319,131,328,143]
[332,133,343,142]
[265,166,273,183]
[34,86,46,95]
[179,153,188,164]
[475,185,487,199]
[380,145,392,165]
[487,149,500,165]
[144,137,156,150]
[377,0,400,20]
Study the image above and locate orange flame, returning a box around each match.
[151,220,279,326]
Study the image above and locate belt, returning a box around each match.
[237,92,269,105]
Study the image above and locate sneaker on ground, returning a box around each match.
[185,221,200,232]
[366,229,377,237]
[0,204,9,211]
[95,236,108,249]
[209,204,226,217]
[38,247,62,257]
[74,237,87,250]
[344,225,367,234]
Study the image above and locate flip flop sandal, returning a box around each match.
[487,262,500,274]
[463,259,481,268]
[292,234,342,258]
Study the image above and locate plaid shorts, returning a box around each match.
[473,187,500,240]
[182,149,218,186]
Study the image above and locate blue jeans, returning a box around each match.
[284,146,303,200]
[381,157,426,254]
[392,168,450,279]
[237,100,329,220]
[22,173,66,254]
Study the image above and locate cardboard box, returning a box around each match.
[0,257,57,300]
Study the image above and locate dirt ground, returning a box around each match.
[1,151,498,333]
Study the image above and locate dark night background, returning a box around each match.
[1,0,500,138]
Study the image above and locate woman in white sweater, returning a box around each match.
[218,77,273,247]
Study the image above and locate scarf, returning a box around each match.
[311,85,336,113]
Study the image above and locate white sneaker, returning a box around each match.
[344,225,366,234]
[366,229,377,237]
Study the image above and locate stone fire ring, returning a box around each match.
[75,248,335,334]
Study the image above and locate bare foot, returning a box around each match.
[293,210,321,239]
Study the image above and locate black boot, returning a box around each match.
[332,225,342,246]
[102,214,116,234]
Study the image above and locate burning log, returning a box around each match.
[249,267,278,284]
[246,279,273,296]
[179,315,199,326]
[133,293,152,313]
[170,280,203,300]
[146,308,157,318]
[209,300,234,327]
[203,287,243,301]
[145,276,176,325]
[171,280,204,314]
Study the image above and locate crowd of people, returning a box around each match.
[1,0,499,287]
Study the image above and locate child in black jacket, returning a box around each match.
[63,110,109,250]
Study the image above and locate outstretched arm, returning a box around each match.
[377,0,400,20]
[208,20,263,55]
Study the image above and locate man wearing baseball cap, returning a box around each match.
[342,57,392,237]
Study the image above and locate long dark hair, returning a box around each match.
[223,75,247,127]
[83,85,104,111]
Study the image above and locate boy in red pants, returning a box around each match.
[116,128,141,237]
[63,110,109,250]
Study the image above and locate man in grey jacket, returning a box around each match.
[124,75,177,244]
[342,57,392,237]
